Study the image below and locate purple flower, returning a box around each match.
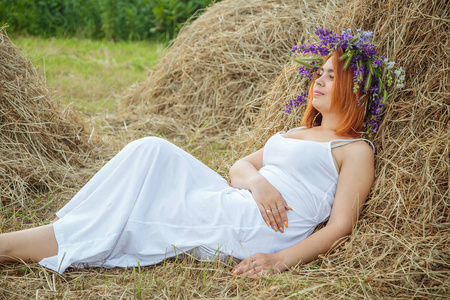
[342,28,352,35]
[283,92,309,114]
[358,65,366,73]
[315,27,334,38]
[359,30,373,43]
[298,66,313,79]
[369,86,379,94]
[353,39,365,49]
[373,59,383,68]
[368,118,380,133]
[287,27,405,135]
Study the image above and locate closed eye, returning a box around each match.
[317,67,334,79]
[316,72,334,79]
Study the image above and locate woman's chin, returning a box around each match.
[312,103,331,115]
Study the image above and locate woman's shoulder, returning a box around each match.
[339,140,375,166]
[331,137,375,175]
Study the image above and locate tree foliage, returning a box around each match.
[0,0,218,41]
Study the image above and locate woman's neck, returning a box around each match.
[319,113,341,131]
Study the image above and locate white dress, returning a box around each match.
[39,129,372,274]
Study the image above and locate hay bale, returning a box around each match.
[234,0,449,297]
[0,26,100,209]
[119,0,327,139]
[232,62,306,153]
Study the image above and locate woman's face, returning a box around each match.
[312,58,334,114]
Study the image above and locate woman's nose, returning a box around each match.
[315,76,324,86]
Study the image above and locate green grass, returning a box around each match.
[11,34,165,115]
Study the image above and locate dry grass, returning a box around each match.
[118,0,328,144]
[0,26,103,214]
[1,256,318,299]
[1,0,449,299]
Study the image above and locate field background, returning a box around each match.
[12,35,164,115]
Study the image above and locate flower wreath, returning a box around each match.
[284,27,405,136]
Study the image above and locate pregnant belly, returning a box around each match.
[221,188,319,258]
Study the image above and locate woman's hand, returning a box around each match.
[250,176,292,233]
[231,253,287,277]
[228,149,292,232]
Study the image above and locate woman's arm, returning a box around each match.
[232,141,375,276]
[228,148,264,189]
[229,149,292,233]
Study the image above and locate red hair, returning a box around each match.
[301,48,367,137]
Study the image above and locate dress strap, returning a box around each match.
[284,127,376,153]
[330,138,375,153]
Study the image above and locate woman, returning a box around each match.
[230,48,376,275]
[0,28,403,276]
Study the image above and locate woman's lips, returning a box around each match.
[313,90,324,96]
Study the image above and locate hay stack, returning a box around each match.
[0,26,100,209]
[119,0,327,140]
[234,0,449,297]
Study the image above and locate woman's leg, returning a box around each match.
[0,224,58,263]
